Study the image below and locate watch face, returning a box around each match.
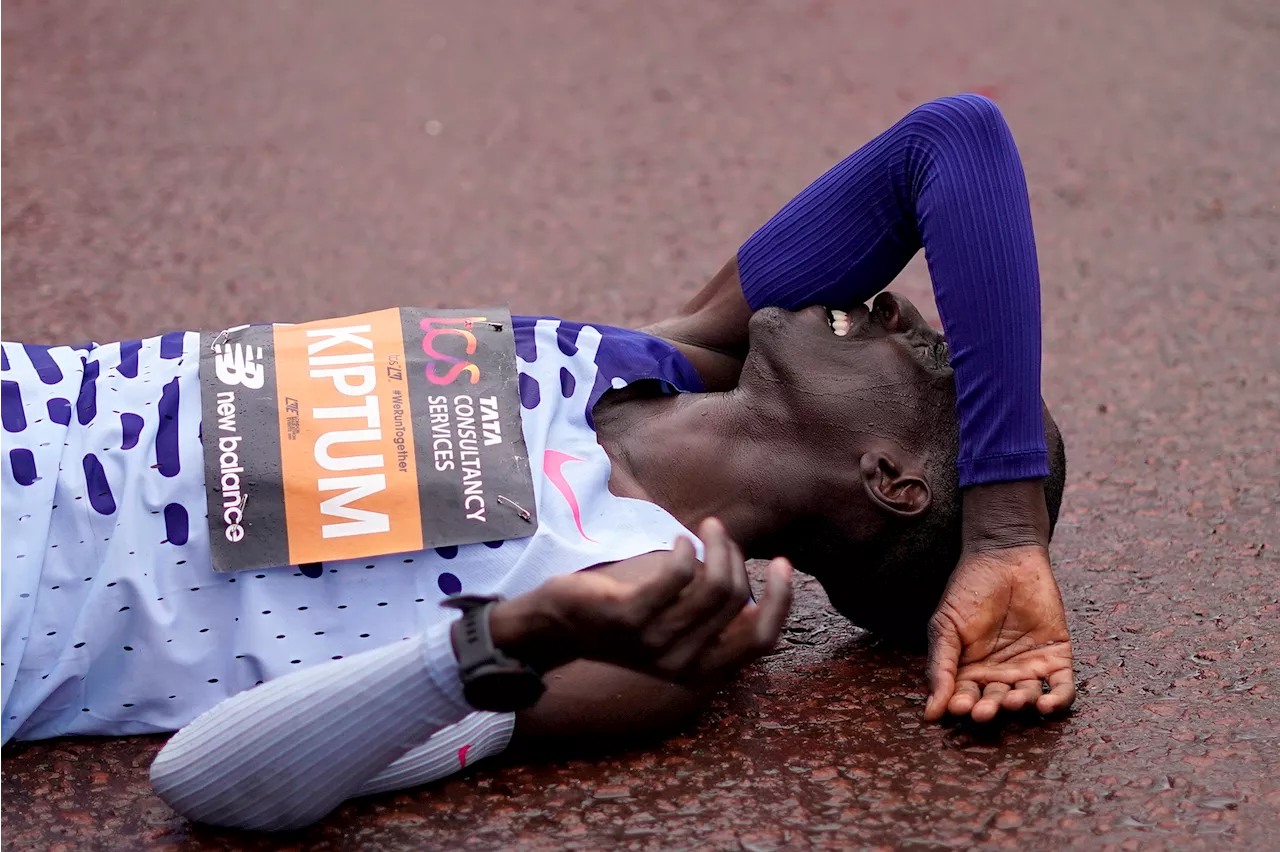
[464,668,546,712]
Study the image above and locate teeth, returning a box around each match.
[829,308,850,337]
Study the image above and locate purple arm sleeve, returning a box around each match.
[738,94,1048,487]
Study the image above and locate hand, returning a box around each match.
[924,544,1075,722]
[493,518,793,683]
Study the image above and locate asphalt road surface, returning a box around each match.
[3,1,1277,849]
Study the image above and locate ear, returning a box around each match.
[858,450,932,519]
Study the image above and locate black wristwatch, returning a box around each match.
[441,594,546,712]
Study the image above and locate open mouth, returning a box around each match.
[825,308,850,337]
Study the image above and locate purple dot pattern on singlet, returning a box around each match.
[76,358,99,426]
[159,332,185,360]
[299,563,324,578]
[24,345,64,384]
[163,503,189,545]
[10,448,37,485]
[510,314,705,429]
[434,546,458,560]
[120,413,144,450]
[47,397,72,426]
[556,324,581,357]
[514,327,537,364]
[1,381,25,432]
[518,373,540,410]
[559,366,575,398]
[437,572,462,595]
[156,377,181,477]
[82,453,116,515]
[483,540,504,549]
[117,340,142,379]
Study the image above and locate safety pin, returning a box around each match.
[209,324,251,352]
[496,495,531,522]
[463,320,504,331]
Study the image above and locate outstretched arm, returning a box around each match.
[648,94,1073,722]
[151,520,791,831]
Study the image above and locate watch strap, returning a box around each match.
[443,595,509,675]
[441,594,546,711]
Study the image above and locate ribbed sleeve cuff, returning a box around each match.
[957,451,1049,488]
[355,711,516,797]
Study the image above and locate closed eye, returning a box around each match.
[909,337,950,371]
[934,339,951,367]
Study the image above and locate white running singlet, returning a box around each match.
[1,316,706,743]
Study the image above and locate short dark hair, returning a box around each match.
[788,405,1067,646]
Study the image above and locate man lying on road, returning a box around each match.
[1,94,1073,831]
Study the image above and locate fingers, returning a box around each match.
[644,518,751,672]
[970,683,1011,723]
[753,556,794,648]
[1001,679,1044,712]
[946,669,1076,722]
[947,680,982,718]
[924,613,961,721]
[1037,668,1077,715]
[685,520,752,644]
[691,556,794,677]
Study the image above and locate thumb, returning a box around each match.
[924,613,960,721]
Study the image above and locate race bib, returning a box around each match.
[198,306,536,573]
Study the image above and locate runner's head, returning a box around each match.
[739,293,1067,643]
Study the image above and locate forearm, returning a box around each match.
[151,622,473,832]
[515,659,708,741]
[739,94,1048,486]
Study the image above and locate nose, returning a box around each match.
[872,292,931,334]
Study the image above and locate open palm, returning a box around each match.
[924,545,1075,722]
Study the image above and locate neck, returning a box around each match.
[595,387,805,554]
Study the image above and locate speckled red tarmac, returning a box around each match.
[3,1,1278,849]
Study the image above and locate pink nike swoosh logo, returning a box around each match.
[543,449,597,543]
[457,744,471,768]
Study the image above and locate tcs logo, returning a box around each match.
[419,316,488,385]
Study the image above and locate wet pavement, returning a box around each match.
[3,0,1277,849]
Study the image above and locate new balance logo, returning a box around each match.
[214,342,266,390]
